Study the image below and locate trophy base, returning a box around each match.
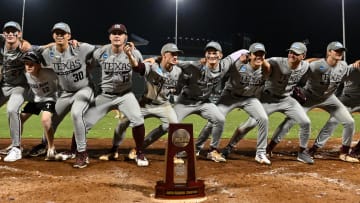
[155,180,205,199]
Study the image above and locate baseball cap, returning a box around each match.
[52,22,71,34]
[287,42,307,54]
[160,43,183,55]
[108,24,127,34]
[204,41,222,52]
[22,51,43,64]
[249,42,266,53]
[3,21,22,32]
[327,41,347,52]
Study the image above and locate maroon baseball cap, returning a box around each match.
[108,24,127,34]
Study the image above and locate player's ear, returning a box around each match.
[17,31,22,39]
[218,52,223,59]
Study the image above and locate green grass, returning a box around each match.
[0,105,359,139]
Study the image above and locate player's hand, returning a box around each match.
[199,58,206,65]
[144,57,156,64]
[69,39,79,47]
[351,60,360,68]
[124,42,133,56]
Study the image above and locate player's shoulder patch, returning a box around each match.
[49,50,55,58]
[102,53,108,59]
[239,65,247,72]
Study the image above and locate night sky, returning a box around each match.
[1,0,359,62]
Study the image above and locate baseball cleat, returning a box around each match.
[255,153,271,165]
[4,147,22,162]
[135,153,149,167]
[339,153,359,163]
[221,146,233,159]
[55,151,76,161]
[128,148,136,160]
[29,143,47,157]
[73,151,89,169]
[99,151,119,161]
[207,150,226,163]
[297,151,314,164]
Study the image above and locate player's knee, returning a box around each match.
[257,115,269,124]
[299,117,311,127]
[343,117,355,128]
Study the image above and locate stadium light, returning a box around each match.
[21,0,26,34]
[175,0,178,45]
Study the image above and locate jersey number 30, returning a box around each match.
[73,72,84,82]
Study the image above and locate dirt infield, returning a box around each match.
[1,137,360,203]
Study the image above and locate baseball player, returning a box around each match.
[1,21,32,162]
[83,24,149,167]
[116,41,246,163]
[306,59,360,158]
[20,51,59,160]
[269,41,359,163]
[98,43,182,161]
[196,42,271,165]
[173,41,249,163]
[40,22,96,168]
[219,42,314,164]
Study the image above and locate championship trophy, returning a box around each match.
[155,123,205,199]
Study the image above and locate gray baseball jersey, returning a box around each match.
[196,59,269,155]
[93,44,143,94]
[142,62,182,104]
[312,65,360,148]
[0,41,27,148]
[224,60,265,97]
[85,44,144,131]
[174,56,234,150]
[41,43,96,152]
[25,68,58,102]
[42,43,95,92]
[1,46,27,86]
[272,59,356,148]
[112,62,182,149]
[265,57,309,97]
[225,57,311,150]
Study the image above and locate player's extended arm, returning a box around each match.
[305,58,320,63]
[124,43,138,67]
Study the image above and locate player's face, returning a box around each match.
[328,49,344,61]
[288,51,305,63]
[109,31,127,47]
[3,27,21,44]
[52,29,71,45]
[163,52,178,69]
[25,61,40,75]
[205,49,222,68]
[249,51,265,68]
[239,54,249,63]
